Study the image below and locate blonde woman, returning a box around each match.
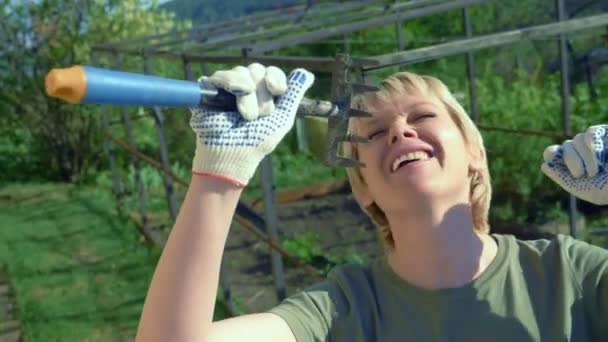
[136,64,608,342]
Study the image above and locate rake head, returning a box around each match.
[296,55,379,168]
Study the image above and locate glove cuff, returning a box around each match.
[192,143,263,187]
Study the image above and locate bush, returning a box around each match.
[475,66,608,224]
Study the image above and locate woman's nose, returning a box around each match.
[388,121,417,145]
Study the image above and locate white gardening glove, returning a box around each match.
[541,124,608,205]
[190,64,314,187]
[204,63,288,120]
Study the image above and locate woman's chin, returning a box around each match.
[390,171,439,193]
[387,181,441,202]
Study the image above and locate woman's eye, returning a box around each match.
[415,112,436,121]
[368,129,386,140]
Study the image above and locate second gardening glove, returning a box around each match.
[541,124,608,205]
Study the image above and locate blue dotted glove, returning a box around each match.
[190,66,314,187]
[541,124,608,205]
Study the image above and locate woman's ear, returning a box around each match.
[468,146,485,175]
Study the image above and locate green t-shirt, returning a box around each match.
[268,234,608,341]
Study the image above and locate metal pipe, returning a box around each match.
[555,0,578,238]
[245,0,486,54]
[148,0,385,53]
[172,0,430,54]
[143,53,178,222]
[366,12,608,70]
[91,53,125,212]
[96,2,309,50]
[260,156,287,301]
[185,55,236,311]
[463,6,478,122]
[89,50,345,73]
[113,53,149,228]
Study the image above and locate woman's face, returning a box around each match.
[354,92,475,214]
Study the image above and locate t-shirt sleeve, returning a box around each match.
[562,235,608,340]
[266,280,347,342]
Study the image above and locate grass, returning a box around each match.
[0,183,162,341]
[0,182,236,341]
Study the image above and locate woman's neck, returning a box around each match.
[386,203,497,290]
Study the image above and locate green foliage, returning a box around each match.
[284,16,606,231]
[162,0,299,23]
[4,0,608,231]
[282,232,367,274]
[92,161,190,219]
[473,66,608,224]
[7,3,608,339]
[0,183,160,340]
[243,139,348,200]
[282,232,323,264]
[584,215,608,249]
[0,0,189,182]
[0,128,39,183]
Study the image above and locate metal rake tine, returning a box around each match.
[348,108,373,118]
[330,156,366,168]
[351,82,380,94]
[340,133,370,144]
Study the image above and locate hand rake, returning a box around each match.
[45,60,378,167]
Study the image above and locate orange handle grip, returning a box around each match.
[45,66,87,103]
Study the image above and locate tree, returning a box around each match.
[0,0,188,182]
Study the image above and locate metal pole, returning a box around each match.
[343,34,351,54]
[199,61,208,79]
[183,56,236,311]
[260,156,287,301]
[114,53,149,227]
[366,13,608,70]
[395,0,405,50]
[183,57,194,81]
[246,0,486,54]
[356,65,389,253]
[396,22,405,51]
[142,53,179,222]
[463,6,479,122]
[92,53,125,212]
[295,119,309,152]
[93,46,349,73]
[556,0,578,238]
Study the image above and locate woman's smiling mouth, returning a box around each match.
[391,151,433,172]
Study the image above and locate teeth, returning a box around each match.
[392,151,430,172]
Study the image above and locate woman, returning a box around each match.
[135,64,608,342]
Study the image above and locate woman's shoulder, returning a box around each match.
[496,232,605,253]
[319,258,394,301]
[326,260,376,286]
[494,233,608,275]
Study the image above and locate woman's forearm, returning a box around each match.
[136,176,243,342]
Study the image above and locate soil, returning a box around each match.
[223,190,382,314]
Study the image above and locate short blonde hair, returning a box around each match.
[343,71,491,251]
